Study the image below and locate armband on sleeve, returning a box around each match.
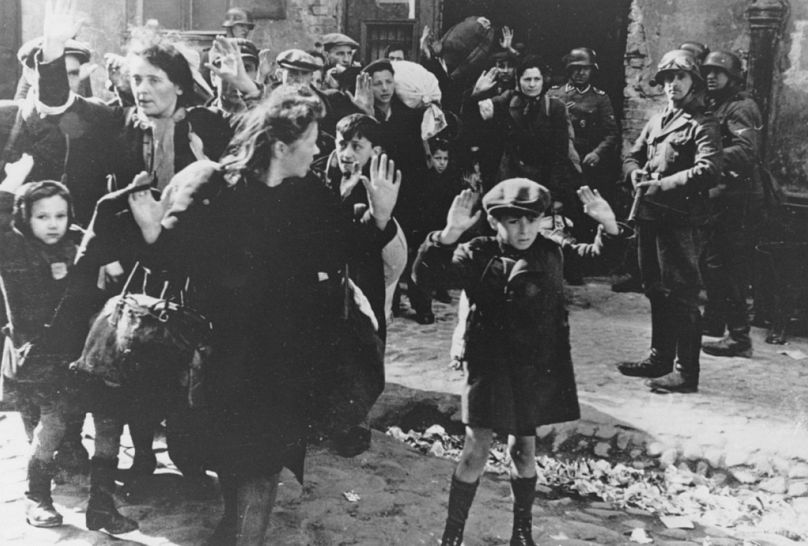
[478,98,494,120]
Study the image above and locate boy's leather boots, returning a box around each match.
[440,475,479,546]
[510,475,537,546]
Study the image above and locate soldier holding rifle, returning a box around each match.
[617,49,721,394]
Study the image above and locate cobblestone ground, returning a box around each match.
[0,279,806,545]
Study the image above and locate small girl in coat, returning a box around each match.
[413,179,622,546]
[0,155,82,528]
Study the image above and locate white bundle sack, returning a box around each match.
[392,61,447,140]
[393,60,442,108]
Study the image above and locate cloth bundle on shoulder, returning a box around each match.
[72,265,212,407]
[392,60,447,141]
[436,16,496,81]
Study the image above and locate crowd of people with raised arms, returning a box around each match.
[0,2,767,545]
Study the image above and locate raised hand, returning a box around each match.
[42,0,85,62]
[205,37,259,96]
[440,189,481,245]
[347,72,374,115]
[577,186,618,235]
[420,25,433,58]
[362,153,401,230]
[127,172,164,244]
[499,26,514,50]
[472,67,499,96]
[0,154,34,193]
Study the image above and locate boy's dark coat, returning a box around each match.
[414,233,580,433]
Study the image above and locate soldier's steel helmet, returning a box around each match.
[564,47,599,71]
[650,49,704,86]
[678,41,710,64]
[701,50,743,81]
[222,7,255,29]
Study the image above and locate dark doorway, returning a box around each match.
[0,0,22,100]
[441,0,631,119]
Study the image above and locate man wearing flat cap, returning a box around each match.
[322,33,360,69]
[276,49,322,86]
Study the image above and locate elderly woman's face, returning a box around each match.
[129,56,183,118]
[278,121,320,178]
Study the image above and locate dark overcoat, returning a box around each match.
[414,232,580,434]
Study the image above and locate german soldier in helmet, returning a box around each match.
[700,50,764,357]
[617,49,722,393]
[678,41,710,65]
[222,7,255,39]
[549,47,619,195]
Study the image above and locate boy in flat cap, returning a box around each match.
[413,179,623,546]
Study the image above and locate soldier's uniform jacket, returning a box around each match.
[708,91,764,199]
[623,105,721,225]
[548,83,618,160]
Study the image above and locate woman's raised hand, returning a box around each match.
[127,172,164,244]
[362,153,401,230]
[441,189,480,245]
[42,0,85,62]
[577,186,619,235]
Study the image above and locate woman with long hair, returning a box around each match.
[124,84,401,544]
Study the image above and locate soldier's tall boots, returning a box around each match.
[440,475,479,546]
[86,457,138,534]
[649,302,700,393]
[25,458,63,527]
[510,475,537,546]
[618,295,675,377]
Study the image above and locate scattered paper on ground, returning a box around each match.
[778,349,808,360]
[342,490,361,502]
